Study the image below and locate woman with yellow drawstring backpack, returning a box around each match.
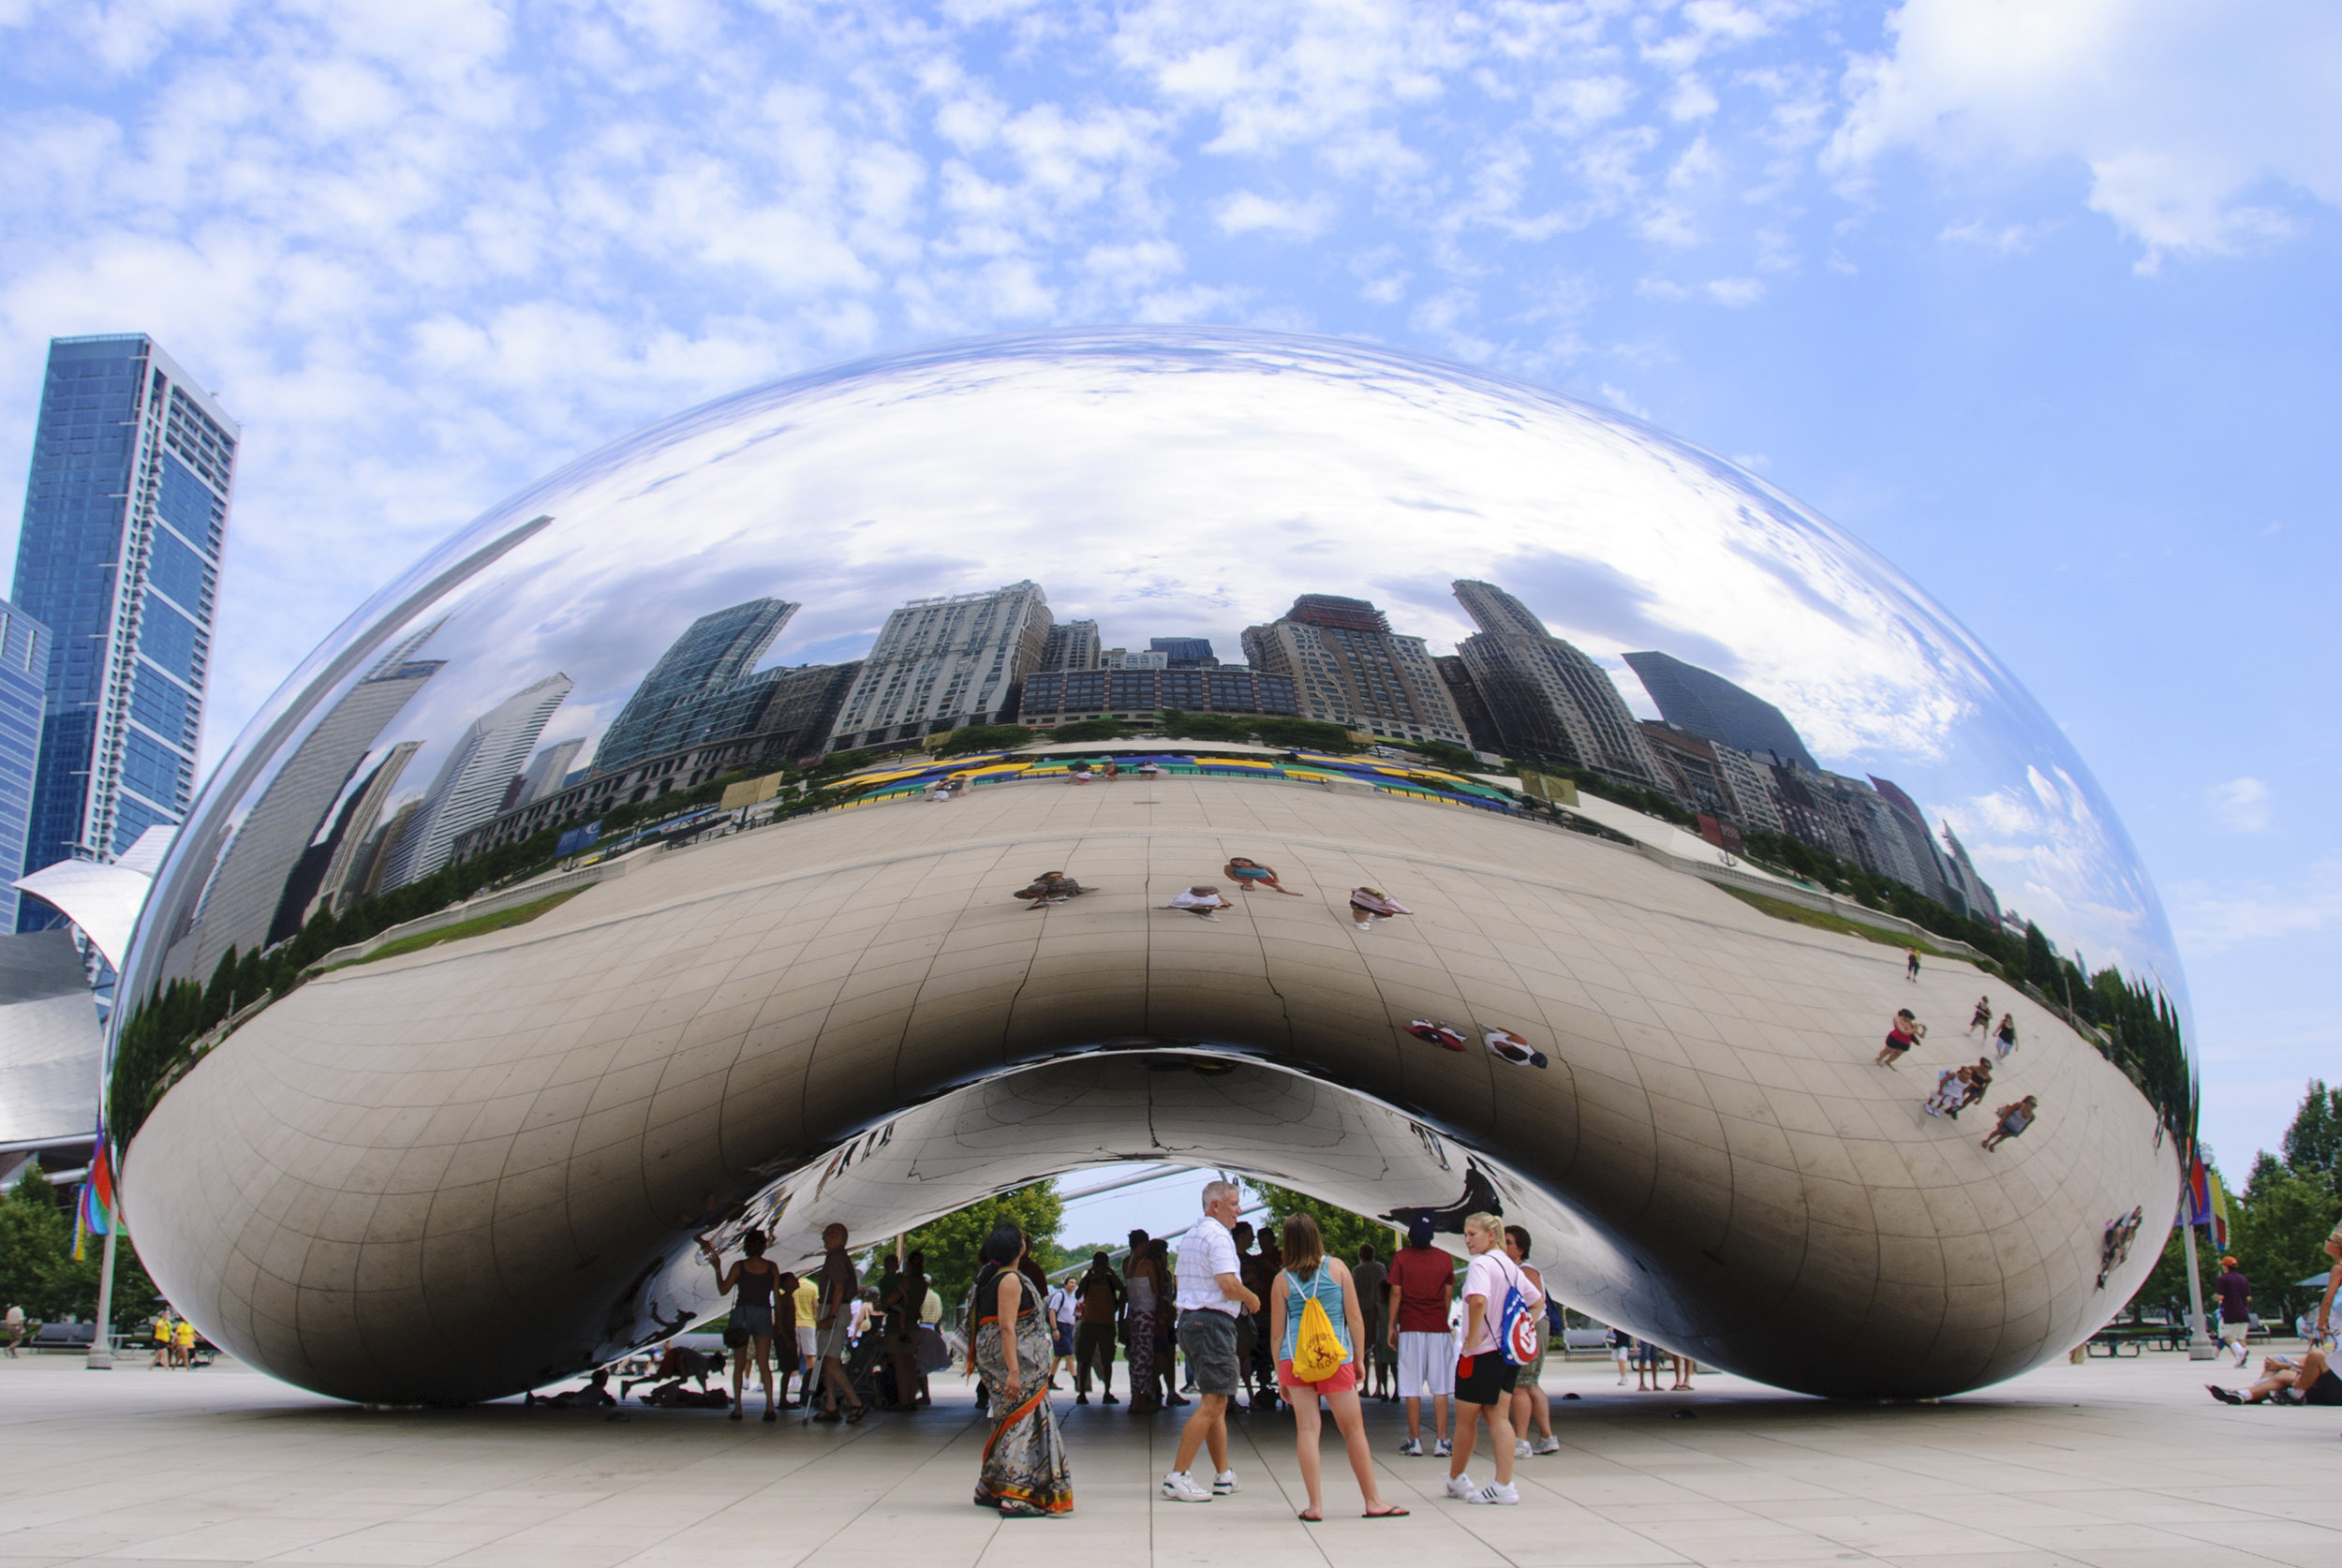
[1267,1213,1410,1522]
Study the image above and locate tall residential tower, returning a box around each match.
[825,581,1051,750]
[9,335,235,925]
[0,599,52,931]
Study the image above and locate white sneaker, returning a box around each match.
[1445,1473,1476,1500]
[1396,1437,1423,1456]
[1468,1482,1520,1506]
[1616,1375,1627,1385]
[1514,1439,1532,1459]
[1211,1471,1239,1496]
[1434,1437,1452,1457]
[1533,1435,1562,1455]
[1160,1471,1212,1502]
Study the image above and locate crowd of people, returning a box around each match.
[1876,988,2042,1152]
[2205,1220,2342,1413]
[1007,852,1416,937]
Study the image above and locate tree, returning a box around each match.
[898,1181,1065,1321]
[1252,717,1360,752]
[936,724,1033,756]
[1046,717,1130,742]
[1157,710,1253,743]
[1409,741,1482,775]
[1242,1180,1399,1267]
[0,1167,161,1327]
[2281,1079,2342,1191]
[2228,1152,2340,1324]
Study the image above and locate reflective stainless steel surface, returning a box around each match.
[113,329,2189,1402]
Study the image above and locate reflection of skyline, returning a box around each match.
[378,673,572,892]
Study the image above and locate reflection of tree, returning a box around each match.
[894,1181,1066,1322]
[1244,1180,1398,1265]
[1739,827,2194,1138]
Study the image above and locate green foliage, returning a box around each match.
[898,1181,1066,1320]
[1156,710,1254,743]
[1252,717,1361,752]
[2281,1080,2342,1186]
[936,723,1033,756]
[0,1167,161,1327]
[1530,762,1697,826]
[343,889,585,967]
[810,747,878,779]
[1044,717,1130,743]
[1409,741,1484,775]
[2227,1153,2341,1321]
[1242,1180,1400,1268]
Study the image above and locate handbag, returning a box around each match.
[1289,1264,1350,1383]
[722,1317,749,1349]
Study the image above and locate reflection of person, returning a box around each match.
[1270,1213,1408,1521]
[1013,871,1090,910]
[1136,760,1162,778]
[969,1224,1075,1516]
[1875,1009,1924,1069]
[622,1343,724,1400]
[704,1229,783,1422]
[1166,886,1230,921]
[1968,996,1993,1036]
[1905,945,1921,981]
[1483,1029,1548,1069]
[1979,1096,2038,1150]
[526,1368,616,1408]
[1224,857,1303,895]
[1994,1013,2019,1058]
[1348,886,1413,931]
[1101,760,1120,781]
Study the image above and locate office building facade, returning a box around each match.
[1452,581,1665,788]
[1015,665,1297,728]
[595,599,797,776]
[1149,636,1216,668]
[1239,595,1469,748]
[0,599,52,931]
[826,582,1051,750]
[1622,650,1817,771]
[1038,619,1100,673]
[10,334,235,914]
[378,673,572,890]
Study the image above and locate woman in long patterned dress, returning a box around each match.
[1122,1235,1160,1413]
[968,1224,1074,1516]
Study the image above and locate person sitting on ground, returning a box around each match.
[1223,857,1304,895]
[2208,1342,2342,1405]
[1956,1058,1994,1117]
[1923,1067,1967,1118]
[526,1368,617,1408]
[623,1344,726,1402]
[1068,763,1094,784]
[1347,886,1413,931]
[1980,1095,2038,1150]
[1013,871,1090,910]
[1166,885,1231,921]
[1875,1009,1925,1069]
[1136,759,1163,778]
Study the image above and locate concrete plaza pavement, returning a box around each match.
[2,1349,2335,1568]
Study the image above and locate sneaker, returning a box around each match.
[1397,1437,1423,1456]
[1102,1392,1119,1405]
[1533,1435,1562,1456]
[1468,1482,1520,1506]
[1161,1471,1213,1502]
[1444,1473,1477,1500]
[2206,1384,2244,1404]
[1075,1393,1089,1405]
[1434,1437,1452,1457]
[1514,1439,1532,1459]
[1212,1471,1239,1496]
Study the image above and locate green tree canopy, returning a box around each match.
[936,724,1033,756]
[1156,710,1254,742]
[0,1167,161,1328]
[1241,1180,1400,1270]
[897,1181,1065,1320]
[1252,717,1361,753]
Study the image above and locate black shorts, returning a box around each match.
[2304,1368,2342,1406]
[1454,1351,1519,1405]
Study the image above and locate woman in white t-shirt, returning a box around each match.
[1445,1211,1540,1507]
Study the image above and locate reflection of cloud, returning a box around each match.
[1942,764,2162,976]
[2207,777,2272,833]
[1488,548,1740,673]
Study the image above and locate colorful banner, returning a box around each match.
[72,1130,114,1262]
[2177,1146,2230,1250]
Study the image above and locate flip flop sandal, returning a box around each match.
[1364,1505,1410,1518]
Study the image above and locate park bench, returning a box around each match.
[1558,1326,1611,1355]
[2085,1323,2186,1356]
[28,1322,96,1353]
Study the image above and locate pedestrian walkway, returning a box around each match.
[2,1350,2335,1566]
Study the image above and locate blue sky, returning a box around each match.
[2,0,2335,1178]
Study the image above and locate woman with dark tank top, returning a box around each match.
[704,1229,783,1421]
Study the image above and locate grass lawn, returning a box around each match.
[1716,885,1964,961]
[345,888,586,967]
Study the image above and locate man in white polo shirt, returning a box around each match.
[1161,1179,1260,1503]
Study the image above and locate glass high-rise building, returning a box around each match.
[9,334,236,926]
[1621,649,1816,772]
[595,598,797,776]
[0,598,52,931]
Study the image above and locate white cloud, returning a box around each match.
[2207,776,2273,833]
[2168,859,2342,954]
[1830,0,2342,267]
[1213,189,1337,239]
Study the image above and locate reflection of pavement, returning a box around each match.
[0,1353,2323,1565]
[125,774,2171,1404]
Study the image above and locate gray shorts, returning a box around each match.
[817,1315,851,1362]
[1178,1309,1241,1397]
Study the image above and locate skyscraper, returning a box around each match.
[1451,581,1665,788]
[379,673,573,891]
[10,335,236,916]
[825,581,1052,750]
[1149,636,1216,668]
[0,599,52,932]
[1621,650,1816,772]
[1039,619,1101,672]
[515,738,586,807]
[160,643,442,983]
[1238,595,1468,748]
[595,599,797,776]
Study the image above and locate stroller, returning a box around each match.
[804,1327,893,1421]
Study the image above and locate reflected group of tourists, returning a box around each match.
[1876,984,2043,1152]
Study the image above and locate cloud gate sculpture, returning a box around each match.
[112,330,2191,1404]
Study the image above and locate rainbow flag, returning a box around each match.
[2178,1146,2229,1249]
[72,1129,114,1261]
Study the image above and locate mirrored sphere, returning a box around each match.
[116,329,2189,1402]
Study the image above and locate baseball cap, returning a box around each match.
[1407,1215,1436,1248]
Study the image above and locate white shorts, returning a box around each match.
[795,1324,817,1357]
[1397,1330,1456,1398]
[2218,1321,2249,1346]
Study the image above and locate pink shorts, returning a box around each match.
[1277,1358,1359,1396]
